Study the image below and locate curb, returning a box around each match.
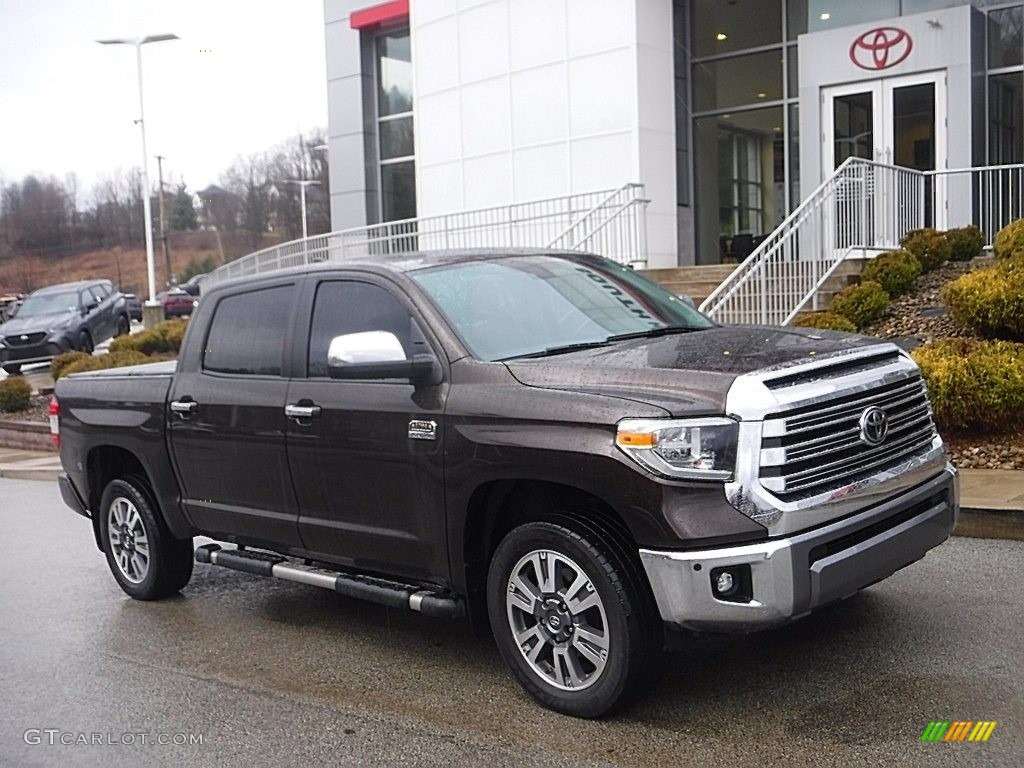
[954,507,1024,542]
[0,467,61,481]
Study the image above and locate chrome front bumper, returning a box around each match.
[640,465,958,632]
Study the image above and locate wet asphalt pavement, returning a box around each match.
[1,476,1021,767]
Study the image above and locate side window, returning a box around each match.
[308,281,416,378]
[204,285,296,376]
[89,286,107,304]
[78,290,92,309]
[93,284,111,299]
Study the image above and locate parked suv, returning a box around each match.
[0,280,129,374]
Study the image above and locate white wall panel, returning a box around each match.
[510,64,568,146]
[459,79,512,157]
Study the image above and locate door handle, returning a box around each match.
[170,400,197,415]
[285,404,322,420]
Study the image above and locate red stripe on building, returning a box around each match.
[350,0,409,30]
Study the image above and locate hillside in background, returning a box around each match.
[0,230,284,296]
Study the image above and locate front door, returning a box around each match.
[285,277,448,583]
[822,72,947,243]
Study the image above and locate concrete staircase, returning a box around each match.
[643,258,869,318]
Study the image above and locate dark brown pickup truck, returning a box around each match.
[54,249,958,717]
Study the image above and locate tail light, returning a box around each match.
[49,396,60,450]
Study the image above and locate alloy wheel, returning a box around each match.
[505,549,610,691]
[107,496,150,584]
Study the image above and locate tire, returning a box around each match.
[487,520,659,718]
[77,330,93,354]
[115,314,130,337]
[99,477,194,600]
[2,363,21,375]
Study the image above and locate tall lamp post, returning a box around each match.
[283,179,320,241]
[97,33,178,327]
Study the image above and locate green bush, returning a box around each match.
[0,377,32,413]
[900,228,952,272]
[57,350,154,379]
[109,319,188,356]
[993,218,1024,262]
[828,280,890,329]
[861,250,922,298]
[944,226,985,262]
[50,351,92,380]
[941,262,1024,341]
[790,312,858,333]
[912,339,1024,432]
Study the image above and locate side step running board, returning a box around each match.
[195,543,464,619]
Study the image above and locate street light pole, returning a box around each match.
[97,33,178,325]
[155,154,171,286]
[283,179,320,240]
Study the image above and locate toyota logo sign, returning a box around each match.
[849,27,913,71]
[859,406,890,446]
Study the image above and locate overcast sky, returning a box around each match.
[0,0,327,203]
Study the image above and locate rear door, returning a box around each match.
[168,280,303,548]
[285,276,449,582]
[88,284,115,341]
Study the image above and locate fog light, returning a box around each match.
[710,564,752,603]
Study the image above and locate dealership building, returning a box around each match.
[322,0,1023,270]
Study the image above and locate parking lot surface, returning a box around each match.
[1,477,1021,767]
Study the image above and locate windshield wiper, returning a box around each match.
[499,340,613,361]
[603,325,703,343]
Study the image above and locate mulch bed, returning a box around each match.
[861,259,981,343]
[944,429,1024,471]
[0,394,51,424]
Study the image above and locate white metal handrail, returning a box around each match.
[700,160,1024,326]
[202,184,650,288]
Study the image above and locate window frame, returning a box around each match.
[373,26,416,223]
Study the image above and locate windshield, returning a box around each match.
[15,291,79,319]
[411,255,713,361]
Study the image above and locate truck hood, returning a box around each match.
[1,310,77,336]
[504,325,885,416]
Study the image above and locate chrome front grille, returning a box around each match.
[759,376,937,501]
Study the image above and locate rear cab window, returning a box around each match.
[203,285,296,376]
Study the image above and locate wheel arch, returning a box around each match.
[460,479,658,638]
[85,445,167,551]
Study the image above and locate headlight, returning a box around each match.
[616,417,738,480]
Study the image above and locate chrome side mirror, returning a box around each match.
[327,331,436,381]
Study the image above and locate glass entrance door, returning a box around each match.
[822,72,947,175]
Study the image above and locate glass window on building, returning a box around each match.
[693,0,782,57]
[695,108,786,264]
[990,72,1024,164]
[989,6,1024,69]
[375,30,416,222]
[807,1,900,33]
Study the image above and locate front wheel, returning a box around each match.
[77,330,93,354]
[487,521,658,718]
[99,478,194,600]
[2,363,21,375]
[115,314,130,336]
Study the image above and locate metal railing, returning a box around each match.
[203,184,650,288]
[700,160,1024,326]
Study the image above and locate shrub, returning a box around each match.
[912,339,1024,432]
[109,319,188,356]
[900,228,952,272]
[941,263,1024,341]
[0,377,32,413]
[50,351,91,380]
[57,350,154,379]
[828,280,890,329]
[790,312,858,333]
[944,226,985,262]
[861,250,922,298]
[993,218,1024,262]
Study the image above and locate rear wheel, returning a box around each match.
[487,520,659,718]
[99,477,193,600]
[2,363,21,375]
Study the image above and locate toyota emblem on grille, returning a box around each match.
[20,335,28,341]
[859,406,889,446]
[849,27,913,71]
